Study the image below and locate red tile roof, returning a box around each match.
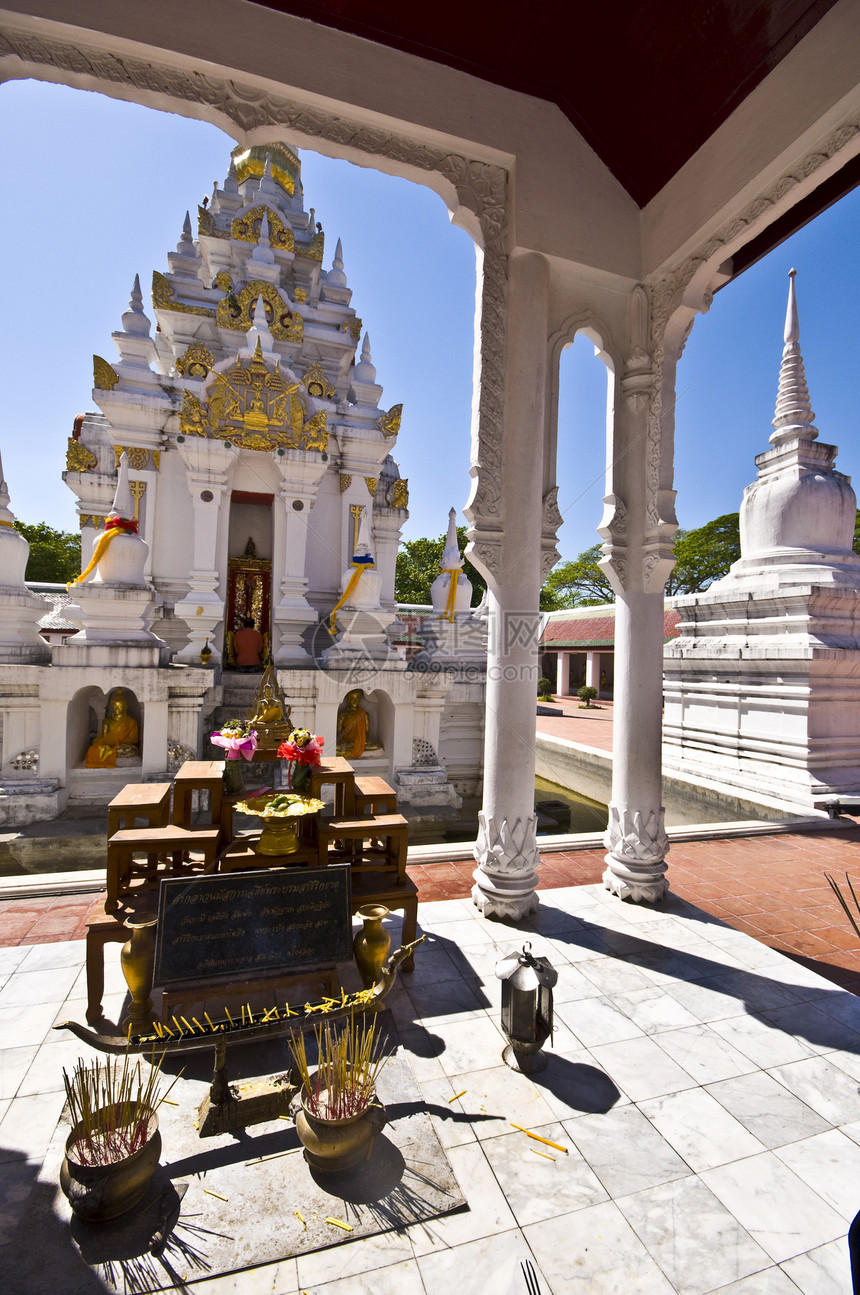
[541,606,680,648]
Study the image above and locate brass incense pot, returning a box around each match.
[234,791,324,855]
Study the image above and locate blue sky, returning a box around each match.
[2,78,859,564]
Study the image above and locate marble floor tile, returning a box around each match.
[0,946,29,976]
[663,978,746,1024]
[612,984,701,1034]
[588,1036,697,1103]
[555,995,645,1048]
[548,962,604,1004]
[410,1074,479,1148]
[19,942,84,973]
[768,1054,860,1125]
[577,957,658,997]
[639,1087,765,1173]
[0,1090,65,1164]
[779,1236,852,1295]
[0,1000,65,1048]
[0,964,80,1009]
[397,1027,448,1085]
[617,1174,770,1295]
[295,1226,413,1288]
[653,1023,756,1085]
[406,1140,517,1255]
[700,1266,804,1294]
[193,1259,296,1294]
[426,917,499,948]
[775,1128,860,1220]
[761,1001,860,1055]
[481,1122,607,1225]
[416,1228,546,1295]
[432,1014,507,1078]
[815,988,860,1032]
[416,898,476,925]
[0,1044,38,1100]
[51,992,127,1030]
[705,969,803,1016]
[407,974,489,1025]
[532,1048,630,1119]
[0,1155,38,1247]
[437,1062,558,1141]
[17,1034,95,1098]
[704,1070,831,1149]
[545,931,614,965]
[524,1200,676,1294]
[701,1151,845,1263]
[562,1103,688,1197]
[300,1257,424,1295]
[709,1010,816,1069]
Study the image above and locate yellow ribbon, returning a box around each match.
[439,568,461,622]
[67,525,125,589]
[0,519,14,527]
[329,564,366,633]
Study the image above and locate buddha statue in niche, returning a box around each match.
[336,689,380,759]
[84,690,140,768]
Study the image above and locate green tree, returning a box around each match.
[14,521,81,583]
[541,543,615,608]
[395,526,486,606]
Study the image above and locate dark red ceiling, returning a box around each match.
[250,0,839,206]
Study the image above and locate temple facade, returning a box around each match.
[0,142,486,822]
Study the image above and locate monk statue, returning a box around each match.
[84,690,140,768]
[336,689,380,758]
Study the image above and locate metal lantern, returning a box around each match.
[495,942,557,1073]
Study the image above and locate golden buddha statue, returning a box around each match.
[84,690,140,768]
[336,689,380,759]
[248,659,292,744]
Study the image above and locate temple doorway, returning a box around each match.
[224,492,273,667]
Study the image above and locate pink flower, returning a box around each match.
[211,730,258,761]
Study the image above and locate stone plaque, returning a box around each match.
[153,865,352,989]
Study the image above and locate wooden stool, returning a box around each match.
[352,873,419,971]
[84,892,157,1023]
[308,756,356,816]
[172,760,226,832]
[106,825,221,911]
[317,813,409,882]
[353,776,397,815]
[107,783,171,836]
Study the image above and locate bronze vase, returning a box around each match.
[353,904,391,989]
[60,1106,161,1222]
[294,1089,386,1173]
[121,917,157,1034]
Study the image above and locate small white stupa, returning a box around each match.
[63,452,166,662]
[414,509,488,665]
[323,509,398,665]
[0,449,50,663]
[663,270,860,813]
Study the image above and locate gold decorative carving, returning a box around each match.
[306,230,325,262]
[232,148,297,196]
[93,355,119,391]
[339,474,352,493]
[197,205,215,236]
[230,205,295,251]
[216,279,303,342]
[377,404,403,438]
[79,513,105,529]
[389,479,409,509]
[113,445,150,472]
[65,439,97,472]
[293,287,308,303]
[342,317,362,342]
[178,339,325,453]
[350,504,364,552]
[301,362,336,400]
[300,410,328,451]
[151,270,215,318]
[364,477,378,497]
[213,270,233,292]
[176,343,215,378]
[129,479,146,521]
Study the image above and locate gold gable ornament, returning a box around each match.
[66,438,98,473]
[301,363,336,401]
[176,343,215,378]
[377,404,403,439]
[216,280,303,343]
[230,205,295,252]
[93,355,119,391]
[151,270,215,318]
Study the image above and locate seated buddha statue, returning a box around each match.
[84,690,140,768]
[336,689,380,759]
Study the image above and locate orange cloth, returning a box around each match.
[84,714,139,768]
[336,705,368,758]
[234,627,263,667]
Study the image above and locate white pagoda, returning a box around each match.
[0,142,482,821]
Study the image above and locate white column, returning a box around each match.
[271,452,326,665]
[469,250,549,920]
[555,650,568,696]
[599,285,676,903]
[174,438,239,663]
[585,651,598,690]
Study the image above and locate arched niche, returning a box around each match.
[68,686,143,769]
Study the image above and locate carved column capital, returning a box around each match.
[472,811,540,920]
[603,803,669,903]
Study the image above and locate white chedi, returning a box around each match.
[90,452,149,586]
[0,447,50,663]
[430,508,473,618]
[337,509,383,610]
